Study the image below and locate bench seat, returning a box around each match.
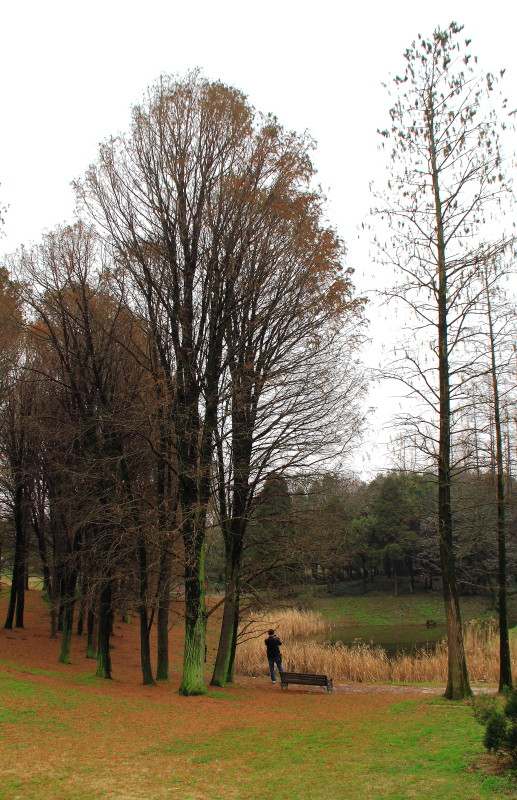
[280,671,333,693]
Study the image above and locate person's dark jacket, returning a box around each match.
[265,634,282,659]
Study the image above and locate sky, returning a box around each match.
[1,0,516,477]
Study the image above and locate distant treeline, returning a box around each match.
[215,471,517,601]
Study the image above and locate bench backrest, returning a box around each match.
[281,672,330,686]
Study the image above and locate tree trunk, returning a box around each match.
[96,579,113,679]
[211,546,242,687]
[59,586,76,664]
[156,549,172,681]
[483,269,512,691]
[138,535,156,686]
[86,608,98,658]
[496,459,512,692]
[4,484,26,630]
[76,603,84,636]
[437,307,471,700]
[49,570,60,639]
[35,536,52,599]
[226,594,240,684]
[178,533,207,696]
[430,106,471,701]
[139,606,155,686]
[176,384,215,696]
[211,596,236,687]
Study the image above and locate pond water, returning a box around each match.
[311,622,447,659]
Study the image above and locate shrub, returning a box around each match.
[470,694,498,726]
[475,690,517,769]
[504,690,517,720]
[484,711,507,753]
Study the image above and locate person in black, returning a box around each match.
[265,629,284,683]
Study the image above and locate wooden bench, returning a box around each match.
[280,671,333,693]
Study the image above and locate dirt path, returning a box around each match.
[235,674,495,695]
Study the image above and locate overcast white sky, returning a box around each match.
[1,0,516,477]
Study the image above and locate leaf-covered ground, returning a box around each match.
[0,590,514,800]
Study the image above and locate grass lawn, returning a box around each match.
[0,666,515,800]
[311,591,504,627]
[0,591,515,799]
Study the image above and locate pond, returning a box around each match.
[311,622,447,658]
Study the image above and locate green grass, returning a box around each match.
[0,660,63,678]
[311,593,499,626]
[155,701,513,799]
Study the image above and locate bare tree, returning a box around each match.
[77,71,365,695]
[475,259,516,690]
[15,222,152,679]
[0,269,28,629]
[1,372,33,630]
[211,317,364,686]
[374,23,513,699]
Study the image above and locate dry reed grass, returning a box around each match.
[238,608,327,641]
[235,610,516,684]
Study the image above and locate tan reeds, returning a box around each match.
[238,608,327,641]
[234,610,517,684]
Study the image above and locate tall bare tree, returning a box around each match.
[0,269,28,629]
[77,71,365,695]
[211,275,364,687]
[476,259,516,690]
[375,23,513,699]
[16,223,151,679]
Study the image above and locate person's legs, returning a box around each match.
[275,656,284,674]
[268,657,276,681]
